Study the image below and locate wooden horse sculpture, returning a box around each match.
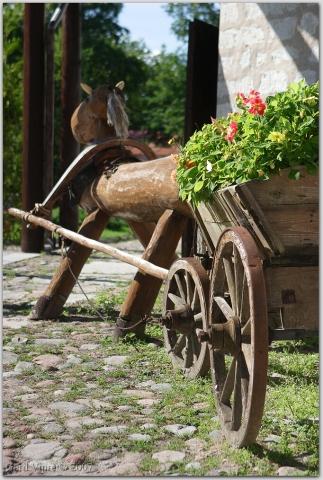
[30,81,192,338]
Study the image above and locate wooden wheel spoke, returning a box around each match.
[241,317,251,336]
[233,245,241,316]
[223,257,237,314]
[172,334,186,355]
[220,357,236,405]
[175,273,186,302]
[238,272,246,321]
[241,343,252,374]
[231,353,243,430]
[240,354,250,413]
[191,331,200,361]
[191,287,199,311]
[194,311,203,322]
[214,296,235,322]
[185,272,193,306]
[168,292,186,308]
[183,335,193,368]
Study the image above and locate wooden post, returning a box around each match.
[59,4,81,231]
[44,4,67,198]
[21,4,45,252]
[182,19,219,256]
[30,208,109,319]
[115,210,187,338]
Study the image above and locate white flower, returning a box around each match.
[206,161,213,172]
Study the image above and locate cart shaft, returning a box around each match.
[7,208,169,280]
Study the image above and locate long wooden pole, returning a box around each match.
[8,208,169,280]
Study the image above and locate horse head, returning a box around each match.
[71,81,129,144]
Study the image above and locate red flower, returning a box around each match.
[236,89,267,116]
[225,121,238,142]
[249,89,261,100]
[248,96,267,116]
[236,92,248,105]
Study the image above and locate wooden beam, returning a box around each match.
[59,4,81,231]
[21,4,45,252]
[182,19,219,256]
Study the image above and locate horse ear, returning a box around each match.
[115,81,125,91]
[80,83,93,95]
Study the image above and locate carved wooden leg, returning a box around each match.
[30,208,110,319]
[114,210,187,339]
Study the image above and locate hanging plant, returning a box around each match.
[175,80,319,205]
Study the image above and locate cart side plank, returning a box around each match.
[197,168,318,258]
[265,266,318,331]
[244,166,318,207]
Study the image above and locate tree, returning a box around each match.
[3,3,24,242]
[164,3,220,42]
[142,49,186,140]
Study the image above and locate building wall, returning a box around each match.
[216,3,319,117]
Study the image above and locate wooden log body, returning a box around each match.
[80,156,193,222]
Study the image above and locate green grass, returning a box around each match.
[100,217,135,243]
[92,291,319,476]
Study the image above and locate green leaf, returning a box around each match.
[194,180,204,192]
[288,169,301,180]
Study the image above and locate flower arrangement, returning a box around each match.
[176,80,319,205]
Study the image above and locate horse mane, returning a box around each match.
[106,90,129,139]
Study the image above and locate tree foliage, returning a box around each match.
[142,50,186,140]
[164,3,220,42]
[3,3,24,242]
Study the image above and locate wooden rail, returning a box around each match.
[8,208,169,281]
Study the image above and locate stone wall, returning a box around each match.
[216,3,319,116]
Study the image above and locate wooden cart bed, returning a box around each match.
[194,167,319,331]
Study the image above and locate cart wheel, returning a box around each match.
[208,227,268,447]
[163,258,210,379]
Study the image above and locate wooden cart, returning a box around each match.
[8,165,318,448]
[162,166,318,447]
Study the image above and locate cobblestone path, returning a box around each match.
[3,241,315,476]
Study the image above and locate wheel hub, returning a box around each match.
[197,319,241,356]
[162,304,195,335]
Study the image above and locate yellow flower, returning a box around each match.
[268,131,286,143]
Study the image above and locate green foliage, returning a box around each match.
[164,3,219,42]
[177,80,319,205]
[3,3,24,242]
[142,49,186,138]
